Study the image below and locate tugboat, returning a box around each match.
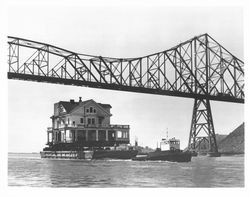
[132,137,192,162]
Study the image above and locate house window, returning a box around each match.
[98,117,102,124]
[73,121,75,125]
[91,118,95,124]
[68,118,69,124]
[80,118,84,124]
[87,118,91,125]
[117,131,122,138]
[59,105,66,113]
[86,107,96,114]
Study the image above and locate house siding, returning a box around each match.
[48,99,129,147]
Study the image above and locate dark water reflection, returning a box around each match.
[8,153,244,187]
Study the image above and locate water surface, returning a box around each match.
[8,153,244,187]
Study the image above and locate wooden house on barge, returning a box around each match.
[41,98,137,159]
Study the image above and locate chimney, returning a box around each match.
[79,97,82,103]
[70,99,75,104]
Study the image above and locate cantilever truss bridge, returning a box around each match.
[8,33,244,154]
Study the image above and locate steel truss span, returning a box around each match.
[8,33,244,103]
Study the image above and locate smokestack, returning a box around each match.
[70,99,75,104]
[79,97,82,102]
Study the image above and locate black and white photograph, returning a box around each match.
[0,0,249,195]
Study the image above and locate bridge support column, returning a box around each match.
[188,98,220,156]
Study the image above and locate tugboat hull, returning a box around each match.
[148,151,192,162]
[207,152,221,157]
[132,151,192,162]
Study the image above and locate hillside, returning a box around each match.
[184,123,244,154]
[218,123,244,154]
[216,134,227,144]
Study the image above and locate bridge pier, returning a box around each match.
[188,98,220,156]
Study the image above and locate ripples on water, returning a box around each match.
[8,153,244,187]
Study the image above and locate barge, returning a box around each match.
[40,98,138,160]
[40,149,138,160]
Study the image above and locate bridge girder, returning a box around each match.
[8,33,244,103]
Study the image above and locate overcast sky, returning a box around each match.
[7,3,244,152]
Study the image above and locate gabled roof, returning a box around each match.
[58,99,111,114]
[98,103,112,109]
[59,101,79,113]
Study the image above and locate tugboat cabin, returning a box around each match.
[45,98,130,151]
[168,138,180,150]
[160,137,180,151]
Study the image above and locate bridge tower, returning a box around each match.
[188,98,219,155]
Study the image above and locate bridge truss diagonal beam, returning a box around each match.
[7,34,244,103]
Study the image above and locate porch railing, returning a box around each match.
[48,124,130,130]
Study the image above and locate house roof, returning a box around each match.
[58,99,112,114]
[59,101,79,113]
[98,103,112,108]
